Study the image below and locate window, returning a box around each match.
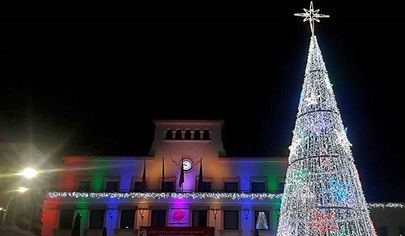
[201,181,211,192]
[151,210,166,227]
[120,210,136,229]
[192,210,207,227]
[105,180,119,192]
[77,180,90,192]
[225,182,239,193]
[251,182,266,193]
[194,130,201,140]
[59,209,74,229]
[161,181,175,192]
[133,181,146,192]
[254,210,270,230]
[223,210,239,230]
[275,209,280,222]
[184,130,192,139]
[166,130,173,139]
[175,130,182,139]
[203,130,210,140]
[198,181,211,192]
[89,209,105,229]
[278,181,285,193]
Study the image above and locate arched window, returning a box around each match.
[194,130,201,140]
[165,130,173,140]
[203,130,210,140]
[184,130,192,140]
[175,130,182,140]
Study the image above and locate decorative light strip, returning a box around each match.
[368,203,405,209]
[48,192,283,200]
[48,192,404,208]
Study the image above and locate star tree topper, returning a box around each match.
[294,1,330,36]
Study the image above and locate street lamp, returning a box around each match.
[1,168,39,226]
[1,187,30,225]
[138,208,148,226]
[18,167,38,179]
[17,187,29,193]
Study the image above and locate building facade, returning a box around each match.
[41,120,404,236]
[42,120,288,236]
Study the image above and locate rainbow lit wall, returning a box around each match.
[42,120,288,236]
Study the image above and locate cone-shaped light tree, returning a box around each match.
[277,2,376,236]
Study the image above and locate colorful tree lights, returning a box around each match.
[325,178,352,205]
[289,168,309,191]
[276,6,376,234]
[308,210,338,236]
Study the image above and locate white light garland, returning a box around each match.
[47,192,403,209]
[304,92,321,107]
[368,203,405,209]
[277,35,376,236]
[48,191,283,200]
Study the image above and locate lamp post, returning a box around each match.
[243,209,250,220]
[1,167,38,226]
[138,208,147,226]
[1,187,30,225]
[211,208,219,226]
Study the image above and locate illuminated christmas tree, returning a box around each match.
[277,2,376,235]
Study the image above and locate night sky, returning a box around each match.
[0,1,404,202]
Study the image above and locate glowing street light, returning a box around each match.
[1,167,39,224]
[18,167,38,179]
[17,187,29,193]
[1,186,30,225]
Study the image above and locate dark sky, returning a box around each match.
[0,1,404,202]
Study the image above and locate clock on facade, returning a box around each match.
[182,158,193,172]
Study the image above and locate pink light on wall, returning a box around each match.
[168,209,189,225]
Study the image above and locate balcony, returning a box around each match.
[219,229,242,236]
[84,228,104,236]
[52,228,139,236]
[53,228,72,236]
[114,229,138,236]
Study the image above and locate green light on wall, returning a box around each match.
[91,159,108,191]
[77,201,88,234]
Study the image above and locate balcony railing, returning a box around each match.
[55,188,283,194]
